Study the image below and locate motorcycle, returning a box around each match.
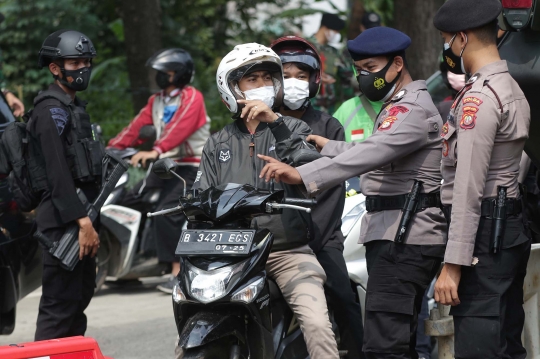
[95,126,173,291]
[148,158,319,359]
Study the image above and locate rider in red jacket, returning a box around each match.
[108,49,210,293]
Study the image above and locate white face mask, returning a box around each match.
[243,85,275,109]
[325,29,341,45]
[283,78,310,110]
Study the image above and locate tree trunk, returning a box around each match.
[119,0,162,112]
[347,0,365,40]
[393,0,445,80]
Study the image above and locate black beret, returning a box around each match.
[347,27,411,61]
[321,13,346,31]
[362,12,381,29]
[433,0,502,33]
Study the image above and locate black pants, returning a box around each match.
[451,217,530,359]
[316,245,366,359]
[121,165,197,263]
[363,241,443,359]
[35,228,96,341]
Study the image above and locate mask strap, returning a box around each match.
[352,65,358,77]
[459,33,468,57]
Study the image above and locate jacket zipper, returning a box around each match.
[249,134,257,186]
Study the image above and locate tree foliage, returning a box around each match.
[0,0,301,142]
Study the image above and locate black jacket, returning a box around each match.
[193,117,319,252]
[300,105,346,252]
[27,84,99,231]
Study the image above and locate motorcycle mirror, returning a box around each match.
[153,158,178,179]
[139,125,157,141]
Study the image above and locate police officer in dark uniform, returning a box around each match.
[433,1,531,358]
[259,27,447,359]
[29,30,102,340]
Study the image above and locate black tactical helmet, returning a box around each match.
[38,29,97,68]
[146,48,194,88]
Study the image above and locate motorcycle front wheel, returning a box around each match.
[183,341,245,359]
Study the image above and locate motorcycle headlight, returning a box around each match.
[173,280,187,303]
[341,201,366,237]
[187,260,247,304]
[231,276,265,304]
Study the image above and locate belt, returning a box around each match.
[443,197,522,220]
[365,192,441,212]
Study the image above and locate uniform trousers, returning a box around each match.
[175,245,340,359]
[450,216,530,359]
[35,227,96,340]
[316,245,365,359]
[121,165,197,263]
[363,240,443,359]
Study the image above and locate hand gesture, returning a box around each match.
[237,99,279,123]
[306,135,330,152]
[258,155,303,184]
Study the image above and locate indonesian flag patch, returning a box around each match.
[460,106,479,130]
[351,129,365,142]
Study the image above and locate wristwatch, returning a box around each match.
[268,115,284,129]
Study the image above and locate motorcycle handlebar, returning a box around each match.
[282,198,317,207]
[147,205,183,218]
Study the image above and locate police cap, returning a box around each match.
[347,27,411,61]
[433,0,502,33]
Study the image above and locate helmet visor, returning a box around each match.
[278,54,320,70]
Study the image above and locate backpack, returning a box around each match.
[0,117,48,212]
[0,89,86,212]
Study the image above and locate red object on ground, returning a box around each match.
[0,336,113,359]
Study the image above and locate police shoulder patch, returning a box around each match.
[462,96,483,106]
[460,106,479,130]
[218,149,231,163]
[378,116,398,131]
[49,107,69,135]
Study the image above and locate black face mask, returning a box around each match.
[59,66,92,91]
[443,34,467,75]
[357,57,401,102]
[156,71,172,89]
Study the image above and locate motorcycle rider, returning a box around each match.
[185,43,339,359]
[270,35,365,359]
[259,27,447,359]
[30,30,102,340]
[108,48,210,293]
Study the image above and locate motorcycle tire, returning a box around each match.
[183,342,245,359]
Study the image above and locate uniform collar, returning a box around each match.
[300,103,318,122]
[467,60,508,84]
[387,80,427,103]
[48,83,86,107]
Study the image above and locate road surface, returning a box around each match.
[0,278,177,359]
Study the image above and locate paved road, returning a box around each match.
[0,278,178,359]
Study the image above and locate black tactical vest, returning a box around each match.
[31,90,104,183]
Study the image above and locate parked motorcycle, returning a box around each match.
[148,158,320,359]
[95,126,172,291]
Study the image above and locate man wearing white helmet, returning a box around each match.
[186,43,339,359]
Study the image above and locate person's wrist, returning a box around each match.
[77,216,92,229]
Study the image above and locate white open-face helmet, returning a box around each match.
[216,43,284,117]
